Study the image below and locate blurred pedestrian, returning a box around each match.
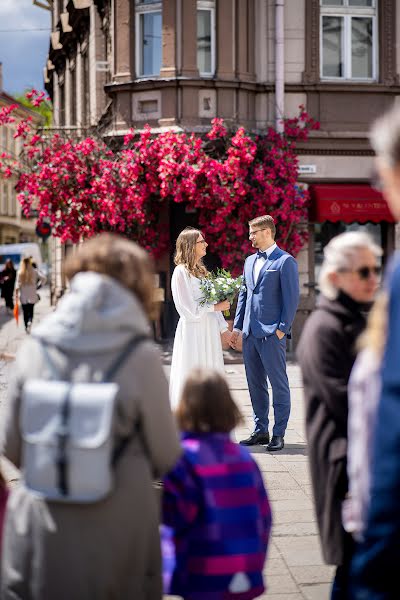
[0,259,16,313]
[169,228,231,409]
[15,257,46,333]
[342,293,387,542]
[0,234,181,600]
[162,368,271,600]
[297,231,381,600]
[351,104,400,598]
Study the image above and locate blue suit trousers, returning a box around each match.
[242,333,291,436]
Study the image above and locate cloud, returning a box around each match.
[0,0,50,95]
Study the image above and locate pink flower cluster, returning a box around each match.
[0,97,319,274]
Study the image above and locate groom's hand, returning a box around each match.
[221,330,233,349]
[230,330,240,349]
[276,329,285,340]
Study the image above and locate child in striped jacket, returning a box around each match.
[162,368,272,600]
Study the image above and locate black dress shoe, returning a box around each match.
[240,432,270,446]
[267,435,284,451]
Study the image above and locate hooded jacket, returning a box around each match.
[0,271,181,600]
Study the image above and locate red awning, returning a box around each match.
[309,184,395,223]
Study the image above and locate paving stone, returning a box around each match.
[273,520,318,537]
[273,509,316,525]
[274,536,325,567]
[264,574,299,595]
[301,582,332,600]
[263,557,290,575]
[289,565,334,585]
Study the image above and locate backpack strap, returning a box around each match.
[110,334,150,465]
[104,334,149,382]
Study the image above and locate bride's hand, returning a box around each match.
[214,300,230,312]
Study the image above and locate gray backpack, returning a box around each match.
[20,336,147,503]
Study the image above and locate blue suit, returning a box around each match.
[233,246,299,436]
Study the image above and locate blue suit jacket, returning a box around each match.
[233,246,299,338]
[352,256,400,599]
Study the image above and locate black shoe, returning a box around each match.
[240,432,270,446]
[267,435,284,451]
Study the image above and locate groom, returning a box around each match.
[230,215,299,451]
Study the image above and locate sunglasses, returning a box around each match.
[341,266,381,280]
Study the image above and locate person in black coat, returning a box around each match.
[297,231,381,600]
[0,259,16,312]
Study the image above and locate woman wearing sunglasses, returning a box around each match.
[297,231,381,600]
[169,228,232,409]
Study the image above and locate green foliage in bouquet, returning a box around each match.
[199,269,244,316]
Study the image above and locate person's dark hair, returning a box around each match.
[64,233,157,320]
[176,368,243,433]
[4,259,14,271]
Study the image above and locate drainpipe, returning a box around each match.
[275,0,284,132]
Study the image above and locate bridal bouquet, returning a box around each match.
[199,269,244,316]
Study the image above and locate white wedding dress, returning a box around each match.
[169,264,228,409]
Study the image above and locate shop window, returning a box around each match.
[320,0,377,80]
[135,0,162,77]
[314,222,382,288]
[197,1,215,76]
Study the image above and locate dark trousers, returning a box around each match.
[242,333,291,436]
[22,303,34,328]
[3,293,14,310]
[331,536,355,600]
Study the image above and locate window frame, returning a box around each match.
[320,0,378,81]
[197,0,216,77]
[135,0,162,78]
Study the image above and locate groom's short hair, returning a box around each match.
[249,215,276,238]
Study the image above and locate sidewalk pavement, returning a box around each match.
[0,293,333,600]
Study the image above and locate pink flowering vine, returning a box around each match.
[0,95,319,274]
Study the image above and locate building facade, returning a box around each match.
[0,66,42,246]
[40,0,400,342]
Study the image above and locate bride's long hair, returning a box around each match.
[174,227,208,278]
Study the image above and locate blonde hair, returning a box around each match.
[19,257,35,286]
[357,292,388,358]
[64,233,157,320]
[249,215,276,238]
[319,232,382,300]
[174,227,208,278]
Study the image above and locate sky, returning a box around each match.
[0,0,51,96]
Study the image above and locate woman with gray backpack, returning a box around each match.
[0,234,181,600]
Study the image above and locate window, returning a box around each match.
[1,126,8,153]
[320,0,377,80]
[135,0,162,77]
[8,185,15,216]
[197,1,215,76]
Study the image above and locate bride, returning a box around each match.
[169,227,232,409]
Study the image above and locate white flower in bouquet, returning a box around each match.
[199,269,243,316]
